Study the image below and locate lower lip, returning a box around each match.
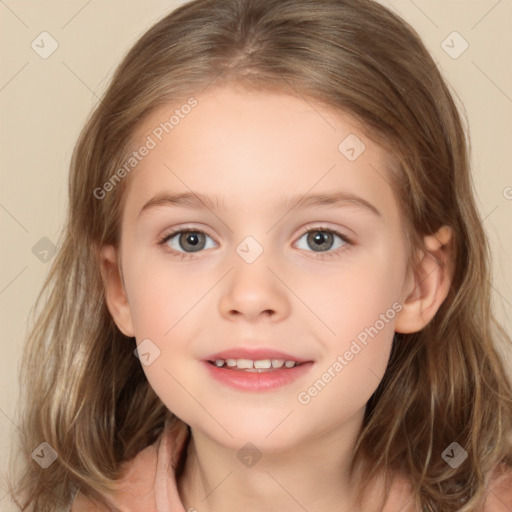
[203,361,314,392]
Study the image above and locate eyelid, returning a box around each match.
[157,223,355,259]
[158,223,353,243]
[157,224,217,245]
[295,223,353,244]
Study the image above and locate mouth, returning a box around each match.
[207,358,308,372]
[203,348,314,391]
[203,355,315,392]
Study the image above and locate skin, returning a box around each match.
[100,83,453,512]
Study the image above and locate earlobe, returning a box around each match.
[99,245,135,337]
[394,225,454,334]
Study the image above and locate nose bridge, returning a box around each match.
[218,233,290,321]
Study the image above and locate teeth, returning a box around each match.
[254,360,271,369]
[211,358,299,370]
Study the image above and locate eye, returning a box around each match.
[158,228,216,255]
[158,225,352,260]
[295,226,351,259]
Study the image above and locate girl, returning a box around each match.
[6,0,512,510]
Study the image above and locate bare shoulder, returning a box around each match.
[70,442,160,512]
[382,473,417,512]
[71,490,112,512]
[483,467,512,511]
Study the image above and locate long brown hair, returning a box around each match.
[6,0,512,510]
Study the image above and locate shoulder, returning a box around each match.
[382,473,416,512]
[71,490,111,512]
[71,418,190,512]
[483,466,512,511]
[71,443,160,512]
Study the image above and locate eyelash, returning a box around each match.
[157,225,353,261]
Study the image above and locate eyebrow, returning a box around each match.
[138,190,382,218]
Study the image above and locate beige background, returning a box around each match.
[1,1,511,509]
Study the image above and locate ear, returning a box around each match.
[394,225,454,334]
[99,245,135,337]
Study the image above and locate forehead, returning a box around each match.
[123,85,399,220]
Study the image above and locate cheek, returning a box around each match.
[303,246,405,343]
[298,246,404,400]
[295,268,400,421]
[123,254,209,338]
[122,259,200,413]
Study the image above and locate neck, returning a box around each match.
[176,409,387,512]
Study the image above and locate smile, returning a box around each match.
[209,358,302,371]
[204,359,314,391]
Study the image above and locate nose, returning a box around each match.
[218,257,291,323]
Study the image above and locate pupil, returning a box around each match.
[187,233,199,245]
[181,232,204,252]
[309,231,332,251]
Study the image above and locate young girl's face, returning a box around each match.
[105,84,414,452]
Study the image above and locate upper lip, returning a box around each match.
[205,348,312,363]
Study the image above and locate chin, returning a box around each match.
[189,410,311,455]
